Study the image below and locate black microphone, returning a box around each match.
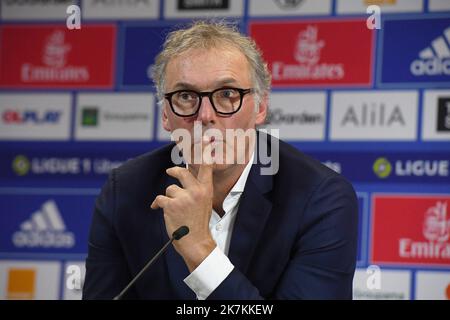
[113,225,189,300]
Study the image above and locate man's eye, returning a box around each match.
[219,89,238,99]
[179,92,196,100]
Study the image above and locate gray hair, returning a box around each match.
[151,20,271,105]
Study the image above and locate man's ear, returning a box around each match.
[162,104,172,132]
[255,92,268,126]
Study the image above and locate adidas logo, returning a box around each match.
[410,26,450,76]
[12,200,75,248]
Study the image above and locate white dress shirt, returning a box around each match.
[183,151,255,300]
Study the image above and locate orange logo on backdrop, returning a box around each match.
[446,284,450,300]
[7,268,36,300]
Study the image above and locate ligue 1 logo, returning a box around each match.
[12,155,31,176]
[373,157,392,179]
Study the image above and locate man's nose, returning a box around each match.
[196,96,216,124]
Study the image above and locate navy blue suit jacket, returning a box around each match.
[83,134,358,299]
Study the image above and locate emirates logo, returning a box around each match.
[294,25,324,65]
[423,201,450,243]
[21,29,89,83]
[42,30,71,68]
[271,24,344,81]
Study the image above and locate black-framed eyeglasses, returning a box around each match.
[164,87,254,117]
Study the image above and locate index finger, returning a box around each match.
[166,166,197,189]
[197,137,213,185]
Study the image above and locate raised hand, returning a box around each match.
[151,137,216,271]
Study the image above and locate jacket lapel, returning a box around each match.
[228,160,273,274]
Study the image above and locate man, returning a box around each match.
[83,21,358,300]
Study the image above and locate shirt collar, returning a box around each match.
[229,150,255,194]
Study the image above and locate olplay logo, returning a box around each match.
[0,25,116,88]
[372,195,450,266]
[12,200,75,249]
[380,18,450,87]
[330,91,418,140]
[249,0,332,16]
[2,109,61,124]
[0,94,71,141]
[422,90,450,140]
[250,19,373,87]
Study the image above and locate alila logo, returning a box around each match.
[21,30,89,83]
[399,201,450,260]
[272,25,344,81]
[410,26,450,76]
[12,200,75,248]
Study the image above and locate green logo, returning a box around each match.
[373,157,392,179]
[81,107,98,126]
[12,155,30,176]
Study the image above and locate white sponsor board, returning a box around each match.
[164,0,243,18]
[330,91,418,141]
[422,90,450,141]
[82,0,159,19]
[63,261,86,300]
[415,271,450,300]
[75,93,154,141]
[336,0,423,14]
[353,268,411,300]
[429,0,450,12]
[262,92,326,140]
[0,93,71,141]
[249,0,331,16]
[0,260,61,300]
[1,0,77,20]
